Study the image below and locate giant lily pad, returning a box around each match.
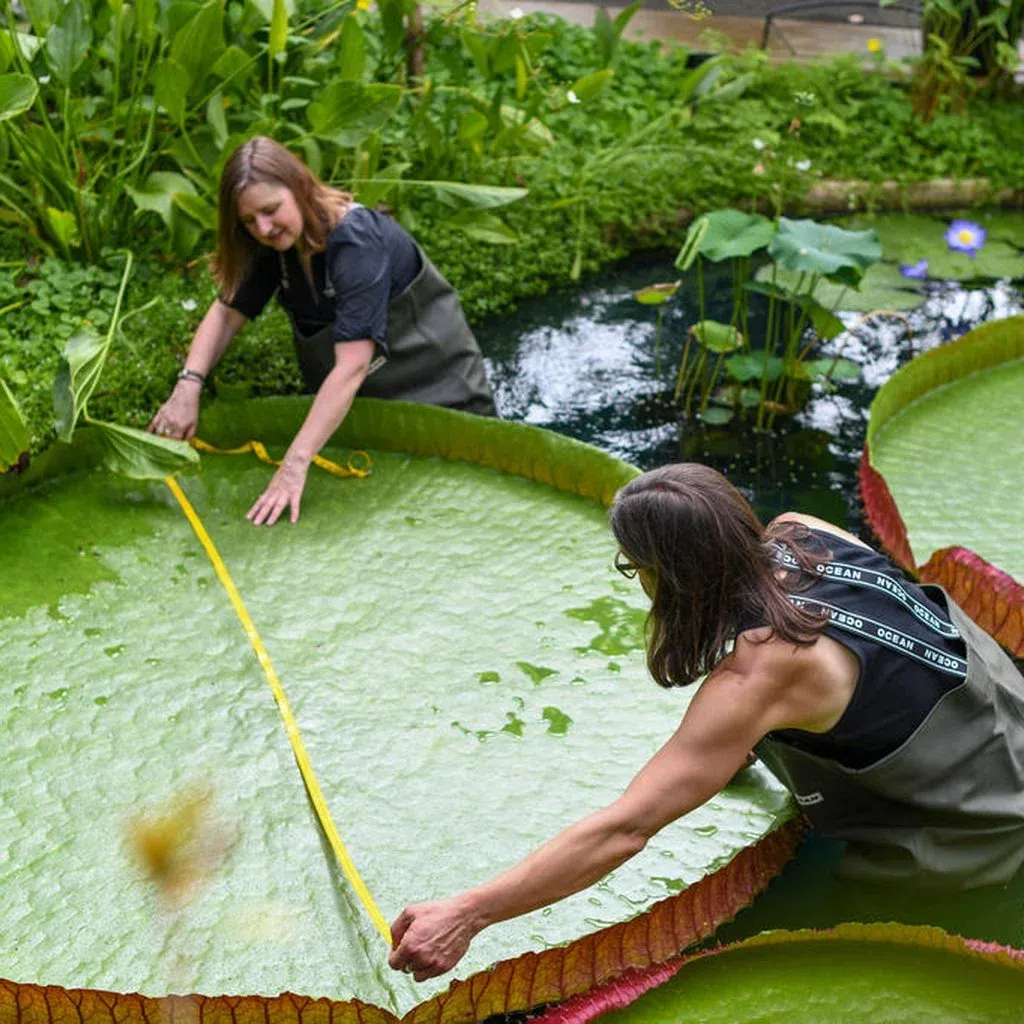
[863,316,1024,654]
[843,212,1024,281]
[0,399,797,1022]
[534,924,1024,1024]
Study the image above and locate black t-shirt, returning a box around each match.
[224,205,420,351]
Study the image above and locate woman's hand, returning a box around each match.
[247,453,310,526]
[388,896,482,982]
[148,381,201,440]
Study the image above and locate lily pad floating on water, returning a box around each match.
[533,924,1024,1024]
[0,398,799,1023]
[861,315,1024,655]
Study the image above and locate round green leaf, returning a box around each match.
[726,351,783,383]
[698,406,733,425]
[769,218,881,285]
[594,925,1024,1024]
[756,261,925,313]
[634,282,680,306]
[691,320,743,352]
[0,73,37,121]
[697,209,776,262]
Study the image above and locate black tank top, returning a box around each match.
[767,529,968,770]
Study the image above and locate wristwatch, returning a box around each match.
[177,368,207,385]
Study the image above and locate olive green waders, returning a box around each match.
[289,247,495,417]
[756,592,1024,889]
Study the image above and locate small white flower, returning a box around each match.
[180,299,198,311]
[38,75,51,84]
[795,159,812,172]
[752,137,766,150]
[508,6,525,18]
[567,89,580,104]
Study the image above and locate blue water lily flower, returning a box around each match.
[900,259,929,279]
[945,219,986,258]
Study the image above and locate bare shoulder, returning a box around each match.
[770,511,872,551]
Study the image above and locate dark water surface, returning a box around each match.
[479,249,1023,535]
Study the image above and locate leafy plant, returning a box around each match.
[640,211,878,429]
[0,374,29,471]
[51,251,198,478]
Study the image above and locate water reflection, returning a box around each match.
[480,253,1022,531]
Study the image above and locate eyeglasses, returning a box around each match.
[614,552,640,579]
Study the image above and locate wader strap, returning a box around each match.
[775,543,960,639]
[789,594,968,678]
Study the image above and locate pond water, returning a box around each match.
[479,249,1023,536]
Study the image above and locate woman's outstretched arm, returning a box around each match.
[388,655,791,981]
[246,338,374,525]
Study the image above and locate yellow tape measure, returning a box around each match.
[165,440,390,945]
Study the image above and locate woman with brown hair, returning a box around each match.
[386,463,1024,981]
[148,136,495,525]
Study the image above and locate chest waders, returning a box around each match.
[756,588,1024,888]
[281,247,495,416]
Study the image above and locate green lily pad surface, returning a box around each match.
[592,927,1024,1024]
[0,400,791,1013]
[868,323,1024,580]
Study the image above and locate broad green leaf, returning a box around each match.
[769,218,881,286]
[44,206,80,255]
[699,406,733,425]
[726,350,783,383]
[151,58,191,123]
[425,180,528,210]
[691,320,743,352]
[499,105,555,148]
[268,0,288,59]
[0,73,37,120]
[91,420,200,479]
[308,81,403,148]
[675,215,708,273]
[569,69,614,103]
[249,0,295,20]
[0,377,30,471]
[127,171,197,226]
[20,0,58,35]
[594,924,1024,1024]
[793,357,861,383]
[212,44,254,83]
[697,209,776,262]
[173,191,217,230]
[52,329,106,441]
[337,14,365,81]
[446,210,520,245]
[0,398,795,1018]
[461,29,490,76]
[206,91,228,147]
[44,0,91,83]
[754,261,925,313]
[170,0,224,93]
[868,316,1024,581]
[634,282,680,306]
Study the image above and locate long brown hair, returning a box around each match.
[609,463,828,688]
[213,136,353,301]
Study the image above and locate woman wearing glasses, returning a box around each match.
[388,462,1024,981]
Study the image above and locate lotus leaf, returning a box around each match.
[768,219,881,286]
[690,320,742,352]
[0,399,795,1020]
[755,261,925,313]
[695,209,776,263]
[539,924,1024,1024]
[867,318,1024,581]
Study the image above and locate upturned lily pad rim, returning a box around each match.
[0,397,802,1024]
[532,922,1024,1024]
[862,315,1024,655]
